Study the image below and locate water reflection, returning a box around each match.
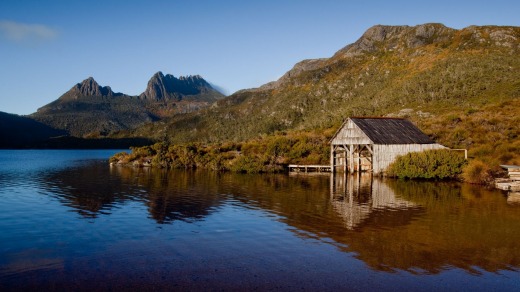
[330,173,423,229]
[328,174,520,274]
[507,192,520,205]
[42,162,144,218]
[41,163,225,223]
[218,172,520,274]
[40,163,520,274]
[110,166,224,224]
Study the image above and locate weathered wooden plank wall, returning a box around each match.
[372,144,446,174]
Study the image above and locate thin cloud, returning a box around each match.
[0,20,58,42]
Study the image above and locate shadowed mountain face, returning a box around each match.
[30,72,224,137]
[0,111,67,148]
[0,111,153,148]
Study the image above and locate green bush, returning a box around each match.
[229,155,266,173]
[387,149,467,180]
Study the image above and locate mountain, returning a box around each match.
[140,72,222,102]
[123,23,519,167]
[59,77,120,100]
[31,72,224,137]
[0,111,67,148]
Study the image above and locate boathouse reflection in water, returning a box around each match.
[330,173,421,230]
[327,172,520,273]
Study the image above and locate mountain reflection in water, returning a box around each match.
[42,162,520,275]
[42,162,224,223]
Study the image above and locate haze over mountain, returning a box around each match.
[30,72,224,137]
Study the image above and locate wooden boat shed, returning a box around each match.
[330,117,445,174]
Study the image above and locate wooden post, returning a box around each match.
[330,145,335,173]
[357,145,361,173]
[330,173,334,199]
[348,172,354,205]
[366,144,373,172]
[356,169,361,192]
[343,145,347,173]
[349,144,354,174]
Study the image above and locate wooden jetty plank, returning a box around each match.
[288,164,332,173]
[500,165,520,181]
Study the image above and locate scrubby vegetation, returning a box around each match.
[386,149,467,180]
[461,159,494,185]
[110,131,330,173]
[415,99,520,183]
[417,100,520,164]
[114,99,519,179]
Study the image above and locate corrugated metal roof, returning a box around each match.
[350,117,434,144]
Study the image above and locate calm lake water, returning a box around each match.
[0,150,519,291]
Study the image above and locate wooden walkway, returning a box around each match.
[500,165,520,181]
[288,164,332,173]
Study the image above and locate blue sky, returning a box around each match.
[1,0,519,115]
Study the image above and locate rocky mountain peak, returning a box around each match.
[61,77,115,99]
[140,71,174,100]
[335,23,456,57]
[139,71,217,101]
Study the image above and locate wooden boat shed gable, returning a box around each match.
[330,118,373,145]
[330,117,444,174]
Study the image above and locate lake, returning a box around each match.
[0,150,519,291]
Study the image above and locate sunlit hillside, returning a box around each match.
[117,24,519,172]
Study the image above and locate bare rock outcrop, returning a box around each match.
[139,71,220,101]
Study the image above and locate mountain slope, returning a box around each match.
[31,72,224,137]
[0,111,67,148]
[126,24,519,148]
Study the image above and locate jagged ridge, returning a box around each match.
[140,71,219,101]
[31,72,225,137]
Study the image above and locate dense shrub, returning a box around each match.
[228,155,267,173]
[387,149,467,180]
